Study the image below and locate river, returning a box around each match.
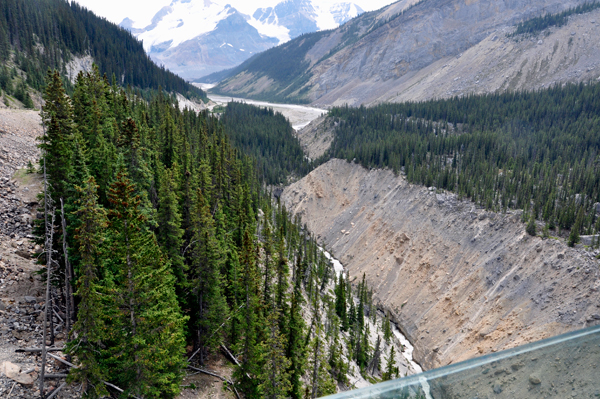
[199,87,327,130]
[321,248,433,397]
[203,89,430,394]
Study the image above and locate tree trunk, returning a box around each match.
[60,198,74,339]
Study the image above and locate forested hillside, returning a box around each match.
[0,0,204,99]
[324,82,600,245]
[36,68,399,398]
[509,1,600,37]
[221,102,313,184]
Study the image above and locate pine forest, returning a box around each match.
[0,0,205,103]
[325,82,600,246]
[35,67,400,398]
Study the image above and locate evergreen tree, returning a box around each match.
[189,187,229,363]
[157,164,185,285]
[287,257,307,399]
[335,273,349,331]
[275,235,290,329]
[236,228,263,398]
[568,207,585,247]
[382,346,397,381]
[307,325,336,398]
[39,70,74,202]
[0,65,11,93]
[367,335,381,376]
[383,313,392,344]
[526,214,537,236]
[104,171,187,398]
[66,177,108,398]
[259,311,292,399]
[328,332,348,386]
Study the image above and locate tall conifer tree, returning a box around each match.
[104,171,187,398]
[66,177,108,398]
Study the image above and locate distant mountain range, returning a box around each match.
[119,0,364,80]
[210,0,600,106]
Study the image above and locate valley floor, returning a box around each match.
[207,94,326,130]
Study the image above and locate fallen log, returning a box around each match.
[44,354,142,399]
[44,374,69,379]
[15,347,64,353]
[45,382,66,399]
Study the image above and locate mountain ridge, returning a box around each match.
[212,0,600,106]
[0,0,204,101]
[120,0,365,79]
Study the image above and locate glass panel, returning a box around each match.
[321,324,600,398]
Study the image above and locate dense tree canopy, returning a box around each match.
[39,68,387,398]
[221,102,313,185]
[0,0,205,98]
[509,2,600,37]
[326,82,600,239]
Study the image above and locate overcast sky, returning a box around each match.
[73,0,397,27]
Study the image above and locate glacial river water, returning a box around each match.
[206,92,327,130]
[321,249,433,398]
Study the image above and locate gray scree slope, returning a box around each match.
[282,159,600,370]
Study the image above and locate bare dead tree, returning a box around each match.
[60,198,74,338]
[40,206,55,397]
[40,124,56,399]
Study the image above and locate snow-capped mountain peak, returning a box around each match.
[131,1,236,52]
[119,0,365,80]
[330,2,364,25]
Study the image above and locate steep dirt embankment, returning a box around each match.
[295,114,335,161]
[282,159,600,370]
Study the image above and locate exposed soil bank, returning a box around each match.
[282,159,600,370]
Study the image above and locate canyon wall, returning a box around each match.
[282,159,600,369]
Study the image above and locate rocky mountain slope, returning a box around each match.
[214,0,600,106]
[281,159,600,370]
[121,0,365,80]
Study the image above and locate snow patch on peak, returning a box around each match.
[137,1,236,52]
[330,3,364,25]
[247,14,291,44]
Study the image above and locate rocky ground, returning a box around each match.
[0,109,78,398]
[295,114,334,161]
[282,159,600,371]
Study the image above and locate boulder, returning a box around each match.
[18,214,32,224]
[0,361,34,386]
[15,249,30,259]
[529,374,542,385]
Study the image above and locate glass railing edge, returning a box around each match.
[320,323,600,398]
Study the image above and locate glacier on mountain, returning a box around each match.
[120,0,365,79]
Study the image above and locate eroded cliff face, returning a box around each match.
[281,159,600,370]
